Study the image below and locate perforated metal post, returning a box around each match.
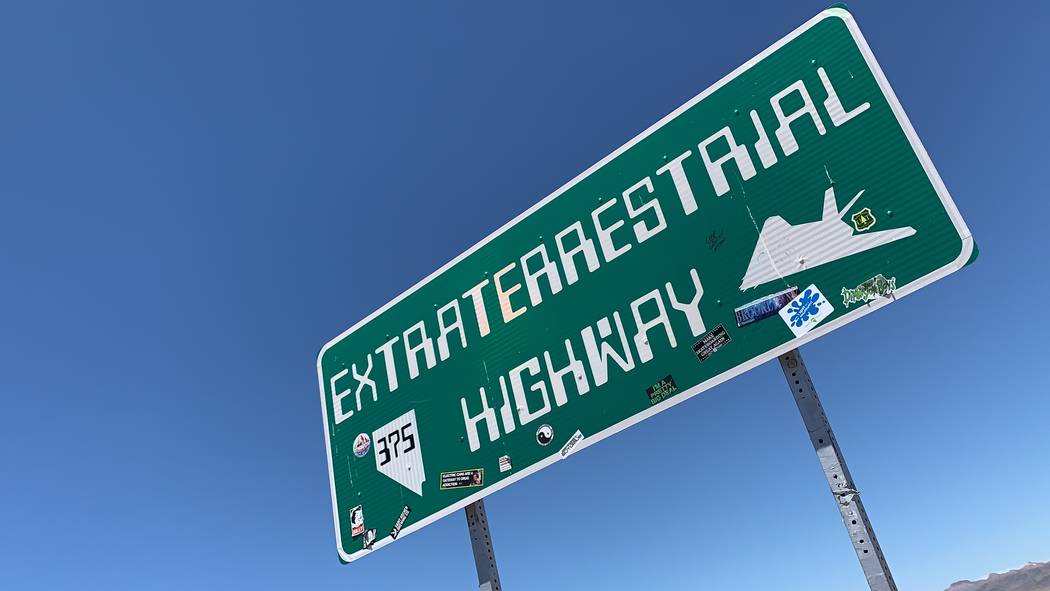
[779,349,898,591]
[465,500,502,591]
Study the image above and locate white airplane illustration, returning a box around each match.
[739,186,916,291]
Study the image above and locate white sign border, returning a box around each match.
[318,7,973,563]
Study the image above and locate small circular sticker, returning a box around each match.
[536,424,554,446]
[353,433,371,458]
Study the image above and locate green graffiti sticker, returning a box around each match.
[841,274,897,307]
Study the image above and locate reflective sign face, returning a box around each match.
[317,7,973,562]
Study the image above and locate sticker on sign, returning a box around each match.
[318,7,973,563]
[779,285,835,337]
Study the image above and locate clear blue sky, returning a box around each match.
[1,1,1047,589]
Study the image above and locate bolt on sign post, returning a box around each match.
[317,5,973,568]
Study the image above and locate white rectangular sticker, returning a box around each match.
[560,430,585,458]
[779,284,834,337]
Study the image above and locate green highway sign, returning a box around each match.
[317,7,973,562]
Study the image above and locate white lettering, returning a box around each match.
[666,268,706,337]
[461,387,501,452]
[331,368,353,424]
[403,321,436,380]
[655,150,699,215]
[698,127,757,197]
[818,67,870,127]
[520,243,564,307]
[581,312,635,387]
[436,299,467,361]
[497,375,517,435]
[493,263,527,324]
[623,176,667,244]
[555,221,600,286]
[510,357,551,424]
[461,279,492,338]
[771,80,826,157]
[591,198,632,263]
[630,289,677,364]
[750,110,778,169]
[352,354,378,412]
[374,336,401,392]
[544,339,590,407]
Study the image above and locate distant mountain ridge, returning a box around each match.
[946,561,1050,591]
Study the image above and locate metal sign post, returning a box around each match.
[465,500,502,591]
[779,349,897,591]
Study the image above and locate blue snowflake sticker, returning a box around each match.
[778,284,834,337]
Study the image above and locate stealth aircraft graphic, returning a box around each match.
[739,186,916,290]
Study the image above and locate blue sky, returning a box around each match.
[1,1,1047,589]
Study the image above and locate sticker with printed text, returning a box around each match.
[842,274,897,307]
[734,287,800,327]
[560,430,585,458]
[390,505,411,539]
[646,375,678,406]
[440,469,484,490]
[693,324,732,362]
[779,285,834,337]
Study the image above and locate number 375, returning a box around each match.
[375,422,416,467]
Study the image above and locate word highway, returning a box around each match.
[328,64,871,452]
